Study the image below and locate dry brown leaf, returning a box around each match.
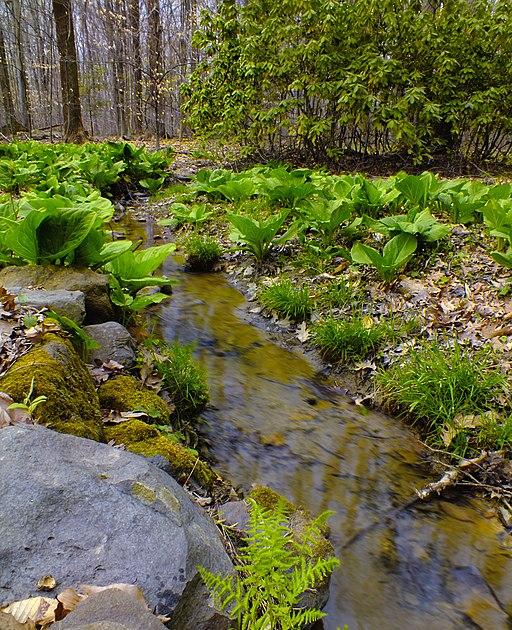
[37,576,57,592]
[2,596,58,626]
[56,588,84,615]
[296,321,309,343]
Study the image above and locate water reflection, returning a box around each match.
[157,260,512,629]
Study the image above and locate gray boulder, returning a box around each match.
[54,588,166,629]
[0,425,233,628]
[15,289,86,323]
[84,322,136,367]
[0,265,113,323]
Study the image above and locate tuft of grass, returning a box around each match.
[376,342,506,442]
[183,234,222,271]
[259,279,312,321]
[316,279,360,310]
[313,316,392,363]
[148,340,209,417]
[474,414,512,450]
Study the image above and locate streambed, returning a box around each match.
[127,215,512,629]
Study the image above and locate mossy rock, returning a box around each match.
[248,485,334,560]
[0,333,104,441]
[98,375,171,423]
[104,419,214,489]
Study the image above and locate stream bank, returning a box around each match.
[140,227,512,629]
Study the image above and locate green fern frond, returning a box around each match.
[197,497,340,629]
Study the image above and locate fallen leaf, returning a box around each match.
[56,588,84,615]
[79,583,147,606]
[296,321,309,343]
[2,596,58,626]
[37,576,57,592]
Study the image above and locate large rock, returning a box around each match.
[84,322,136,367]
[0,334,103,441]
[0,425,233,627]
[15,289,86,323]
[0,265,113,323]
[54,588,166,629]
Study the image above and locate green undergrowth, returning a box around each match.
[259,279,312,321]
[182,233,222,271]
[140,339,209,418]
[199,496,339,629]
[313,316,406,364]
[376,342,508,454]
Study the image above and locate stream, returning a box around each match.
[129,216,512,629]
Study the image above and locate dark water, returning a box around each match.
[124,217,512,628]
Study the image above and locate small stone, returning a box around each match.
[16,289,86,323]
[84,322,136,368]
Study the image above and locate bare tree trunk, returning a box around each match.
[146,0,164,144]
[8,0,31,132]
[0,22,22,135]
[51,0,88,142]
[129,0,143,134]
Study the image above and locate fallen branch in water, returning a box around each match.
[415,450,512,506]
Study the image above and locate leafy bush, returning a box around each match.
[351,233,418,282]
[376,342,506,443]
[260,279,312,321]
[313,316,392,363]
[184,0,512,162]
[146,340,209,417]
[198,498,339,629]
[158,203,214,228]
[183,234,222,271]
[228,211,297,261]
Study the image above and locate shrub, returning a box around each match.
[184,0,512,163]
[259,279,312,321]
[376,342,506,442]
[198,498,339,629]
[183,234,222,271]
[313,316,392,363]
[145,340,209,417]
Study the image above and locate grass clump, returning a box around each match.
[145,339,209,417]
[259,279,312,321]
[313,316,392,363]
[376,342,506,443]
[183,234,222,271]
[316,279,361,310]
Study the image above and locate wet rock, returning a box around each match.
[84,323,136,368]
[218,500,250,533]
[0,425,233,624]
[54,589,166,629]
[14,289,86,323]
[103,419,214,489]
[0,333,103,441]
[0,265,114,323]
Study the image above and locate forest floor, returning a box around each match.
[130,139,512,510]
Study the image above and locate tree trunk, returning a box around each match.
[146,0,164,143]
[51,0,88,142]
[128,0,143,134]
[0,22,22,135]
[9,0,32,132]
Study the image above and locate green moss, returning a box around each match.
[104,419,159,444]
[131,481,157,504]
[48,419,104,442]
[130,437,214,489]
[98,375,171,422]
[0,333,103,439]
[249,485,295,514]
[104,419,214,489]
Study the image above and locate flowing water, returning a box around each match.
[127,217,512,628]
